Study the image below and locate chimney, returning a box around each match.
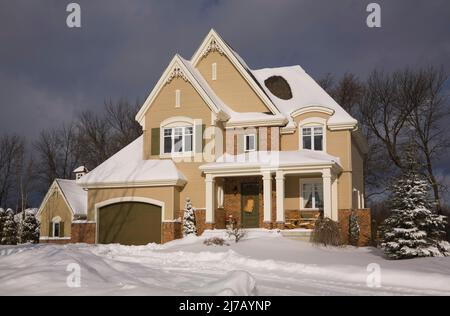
[73,166,88,180]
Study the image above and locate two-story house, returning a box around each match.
[38,29,369,246]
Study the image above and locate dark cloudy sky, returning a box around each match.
[1,1,450,175]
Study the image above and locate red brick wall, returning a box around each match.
[71,222,96,244]
[162,221,182,243]
[39,238,71,245]
[338,209,372,246]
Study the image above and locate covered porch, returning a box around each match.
[199,151,342,229]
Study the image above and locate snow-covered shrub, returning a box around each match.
[183,198,197,236]
[381,147,450,259]
[2,209,18,245]
[311,217,343,247]
[204,237,229,246]
[226,215,246,243]
[348,211,360,246]
[19,211,40,244]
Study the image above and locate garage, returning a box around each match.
[98,202,162,245]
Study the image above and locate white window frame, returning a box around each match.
[299,178,324,210]
[244,134,256,152]
[212,62,217,81]
[299,118,327,152]
[162,126,193,155]
[51,216,62,238]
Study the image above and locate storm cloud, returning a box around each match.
[0,0,449,138]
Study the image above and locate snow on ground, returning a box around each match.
[1,230,450,296]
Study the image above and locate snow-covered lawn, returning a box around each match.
[1,230,450,296]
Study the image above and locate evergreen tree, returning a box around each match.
[2,209,18,245]
[348,211,360,246]
[0,208,6,241]
[20,211,40,244]
[381,145,450,259]
[183,198,197,236]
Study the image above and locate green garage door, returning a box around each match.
[98,202,162,245]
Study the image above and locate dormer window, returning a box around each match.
[302,126,323,151]
[163,126,193,154]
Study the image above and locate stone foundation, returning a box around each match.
[39,238,71,244]
[338,209,372,246]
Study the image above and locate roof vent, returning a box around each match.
[264,76,293,100]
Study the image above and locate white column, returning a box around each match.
[263,172,272,223]
[331,175,338,221]
[275,170,285,223]
[205,174,215,223]
[322,169,332,219]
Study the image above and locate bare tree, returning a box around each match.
[0,134,25,208]
[405,67,450,212]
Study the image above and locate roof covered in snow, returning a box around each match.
[77,136,187,188]
[55,179,87,216]
[252,66,357,127]
[200,150,341,171]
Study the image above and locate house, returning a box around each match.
[38,29,370,246]
[37,168,90,244]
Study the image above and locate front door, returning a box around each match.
[241,183,260,228]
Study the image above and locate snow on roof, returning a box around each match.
[252,66,357,126]
[73,166,88,173]
[77,136,187,187]
[200,150,341,171]
[56,179,87,216]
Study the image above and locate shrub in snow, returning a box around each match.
[204,237,229,246]
[19,211,40,244]
[226,215,246,243]
[2,209,18,245]
[311,217,343,247]
[348,211,360,246]
[183,198,197,236]
[381,147,450,259]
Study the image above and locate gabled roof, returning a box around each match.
[190,29,283,117]
[37,179,87,219]
[135,54,230,127]
[77,136,187,188]
[252,66,358,130]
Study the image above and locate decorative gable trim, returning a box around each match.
[191,29,282,117]
[201,38,225,58]
[135,54,229,127]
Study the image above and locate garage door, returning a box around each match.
[98,202,161,245]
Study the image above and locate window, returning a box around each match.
[212,63,217,81]
[301,182,323,209]
[244,134,256,152]
[163,126,193,154]
[175,90,181,108]
[53,222,60,237]
[302,126,323,151]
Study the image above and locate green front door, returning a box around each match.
[241,183,260,228]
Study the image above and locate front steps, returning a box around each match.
[280,229,313,242]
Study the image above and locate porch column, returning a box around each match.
[263,171,272,223]
[322,169,332,219]
[205,174,215,224]
[275,170,285,223]
[331,175,338,221]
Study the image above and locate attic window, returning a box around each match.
[264,76,293,100]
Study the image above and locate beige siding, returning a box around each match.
[351,136,365,208]
[39,190,73,237]
[87,186,178,221]
[196,51,271,113]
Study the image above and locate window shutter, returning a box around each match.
[202,124,206,152]
[151,128,160,155]
[256,133,259,151]
[49,222,53,237]
[60,222,65,237]
[195,124,205,154]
